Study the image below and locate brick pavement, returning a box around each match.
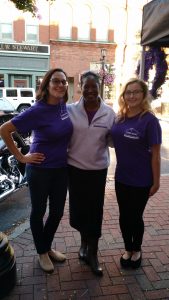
[2,175,169,300]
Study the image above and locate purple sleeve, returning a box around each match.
[147,117,162,146]
[11,106,37,134]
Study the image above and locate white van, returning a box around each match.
[0,87,35,113]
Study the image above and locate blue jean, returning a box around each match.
[26,165,68,254]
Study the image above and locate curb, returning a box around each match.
[8,220,30,241]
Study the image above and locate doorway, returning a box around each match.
[9,75,31,87]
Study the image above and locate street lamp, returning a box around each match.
[100,48,107,99]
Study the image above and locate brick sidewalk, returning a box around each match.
[2,176,169,300]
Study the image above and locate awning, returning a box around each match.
[141,0,169,47]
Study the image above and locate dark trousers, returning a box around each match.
[26,166,68,254]
[68,165,107,239]
[115,181,150,252]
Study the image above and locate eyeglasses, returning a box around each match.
[50,78,68,86]
[124,90,143,97]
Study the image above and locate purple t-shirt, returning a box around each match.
[111,112,162,187]
[12,100,73,168]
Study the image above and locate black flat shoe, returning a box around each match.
[120,255,131,268]
[131,254,142,269]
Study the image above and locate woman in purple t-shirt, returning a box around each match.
[111,78,162,269]
[0,68,73,273]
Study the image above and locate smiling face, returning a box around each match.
[48,71,68,104]
[124,82,144,111]
[81,76,100,103]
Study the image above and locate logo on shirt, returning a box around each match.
[60,103,69,120]
[124,128,140,139]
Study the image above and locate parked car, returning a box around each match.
[0,97,17,119]
[0,97,32,141]
[0,87,35,113]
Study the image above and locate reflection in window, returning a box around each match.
[36,76,43,91]
[59,3,72,39]
[78,5,91,40]
[6,89,17,97]
[0,75,4,87]
[20,90,33,97]
[96,6,110,41]
[0,23,12,41]
[26,25,38,43]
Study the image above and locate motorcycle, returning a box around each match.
[0,131,29,202]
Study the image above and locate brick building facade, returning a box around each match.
[0,0,150,104]
[50,41,115,102]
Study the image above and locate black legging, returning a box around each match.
[115,181,151,252]
[68,165,107,239]
[26,166,68,254]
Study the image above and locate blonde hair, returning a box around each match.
[116,78,153,122]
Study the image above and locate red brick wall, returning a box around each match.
[12,20,116,101]
[50,41,116,101]
[72,27,78,41]
[39,25,49,44]
[91,28,96,41]
[108,29,114,43]
[13,19,25,42]
[49,24,59,40]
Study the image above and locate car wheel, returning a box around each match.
[17,105,30,113]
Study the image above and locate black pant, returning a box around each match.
[68,165,107,239]
[115,181,150,252]
[26,166,68,254]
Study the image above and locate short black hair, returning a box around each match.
[80,70,100,87]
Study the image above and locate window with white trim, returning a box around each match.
[26,24,38,43]
[0,23,12,41]
[59,3,73,39]
[78,5,91,40]
[96,6,110,41]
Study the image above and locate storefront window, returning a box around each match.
[9,75,31,88]
[36,76,43,91]
[0,75,4,87]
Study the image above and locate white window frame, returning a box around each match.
[96,6,110,42]
[59,3,73,39]
[26,24,39,43]
[78,5,91,41]
[0,23,13,41]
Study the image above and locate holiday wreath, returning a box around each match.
[136,47,168,99]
